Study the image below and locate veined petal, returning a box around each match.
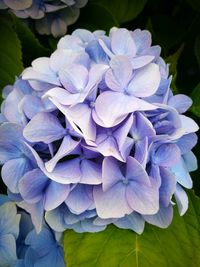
[114,115,133,150]
[111,28,136,57]
[0,202,20,238]
[44,87,87,106]
[105,55,132,91]
[127,63,160,97]
[22,67,60,86]
[0,234,17,266]
[114,212,145,234]
[183,151,198,172]
[131,55,154,69]
[126,156,150,185]
[176,133,198,154]
[66,185,93,214]
[130,112,155,140]
[94,184,132,219]
[159,167,176,207]
[80,159,102,185]
[86,63,109,91]
[45,182,70,211]
[143,204,173,228]
[180,115,199,134]
[59,64,88,92]
[23,112,65,144]
[94,91,139,127]
[174,184,188,216]
[97,135,124,161]
[45,135,80,172]
[102,157,124,192]
[171,157,193,189]
[126,179,159,215]
[153,143,181,167]
[168,94,192,113]
[2,158,32,194]
[62,103,96,143]
[19,168,49,203]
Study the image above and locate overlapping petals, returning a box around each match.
[0,27,198,237]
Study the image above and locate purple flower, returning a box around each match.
[0,0,88,37]
[0,27,198,236]
[93,156,159,218]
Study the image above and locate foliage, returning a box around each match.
[64,191,200,267]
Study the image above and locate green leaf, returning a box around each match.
[64,191,200,267]
[165,45,184,94]
[0,12,23,92]
[14,18,50,67]
[90,0,147,24]
[194,34,200,69]
[190,82,200,117]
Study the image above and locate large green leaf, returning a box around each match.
[64,191,200,267]
[0,13,23,91]
[190,82,200,117]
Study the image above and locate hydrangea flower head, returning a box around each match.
[0,0,88,37]
[0,27,198,235]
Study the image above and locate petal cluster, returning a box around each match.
[0,195,64,267]
[0,0,87,37]
[0,27,198,235]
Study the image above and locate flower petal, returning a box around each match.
[45,135,79,172]
[80,159,102,185]
[126,180,159,215]
[153,143,181,167]
[94,91,138,127]
[111,28,136,57]
[171,157,193,189]
[19,169,49,203]
[59,64,88,92]
[168,94,192,113]
[66,185,93,214]
[45,182,70,211]
[2,158,32,194]
[127,63,160,97]
[105,55,132,91]
[23,112,65,144]
[143,204,173,228]
[94,183,132,219]
[114,212,145,234]
[102,157,124,192]
[174,184,188,216]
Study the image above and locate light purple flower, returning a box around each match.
[0,27,198,236]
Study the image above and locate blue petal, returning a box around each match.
[114,212,145,234]
[23,112,66,144]
[0,202,21,238]
[0,234,17,266]
[143,204,173,228]
[19,168,49,203]
[25,227,55,257]
[2,158,32,194]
